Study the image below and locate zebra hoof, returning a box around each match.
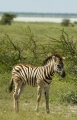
[46,109,50,114]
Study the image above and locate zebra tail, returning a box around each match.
[9,78,13,93]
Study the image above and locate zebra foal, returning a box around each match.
[9,54,66,113]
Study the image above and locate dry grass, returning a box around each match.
[0,99,77,120]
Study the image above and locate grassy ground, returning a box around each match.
[0,102,77,120]
[0,22,77,39]
[0,72,77,120]
[0,22,77,119]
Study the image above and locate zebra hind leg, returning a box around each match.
[13,81,24,112]
[44,86,50,113]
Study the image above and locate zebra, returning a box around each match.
[9,54,66,113]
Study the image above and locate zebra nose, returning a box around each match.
[61,71,66,78]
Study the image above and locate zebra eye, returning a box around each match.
[57,65,61,69]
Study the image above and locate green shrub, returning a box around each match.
[74,21,77,24]
[0,13,16,25]
[61,91,77,104]
[61,19,70,26]
[71,23,74,27]
[0,27,46,71]
[60,29,77,64]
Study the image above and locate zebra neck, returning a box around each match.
[43,64,54,80]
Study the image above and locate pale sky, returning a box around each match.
[0,0,77,13]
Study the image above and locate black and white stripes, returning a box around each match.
[9,54,66,113]
[12,63,53,86]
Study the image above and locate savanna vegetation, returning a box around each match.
[0,13,16,25]
[0,21,77,120]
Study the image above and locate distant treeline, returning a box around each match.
[0,12,77,18]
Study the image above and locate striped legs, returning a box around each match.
[35,86,42,112]
[35,85,50,113]
[44,86,50,113]
[13,81,24,112]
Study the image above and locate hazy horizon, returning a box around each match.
[0,11,77,14]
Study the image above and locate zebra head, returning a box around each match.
[43,54,66,78]
[52,54,66,78]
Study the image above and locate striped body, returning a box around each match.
[12,63,54,87]
[9,54,66,113]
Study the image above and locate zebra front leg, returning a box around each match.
[44,86,50,113]
[35,86,42,112]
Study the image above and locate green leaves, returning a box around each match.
[0,13,16,25]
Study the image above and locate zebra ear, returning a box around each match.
[52,56,56,61]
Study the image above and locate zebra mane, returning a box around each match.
[43,54,63,65]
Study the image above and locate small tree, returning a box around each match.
[61,19,70,26]
[0,13,16,25]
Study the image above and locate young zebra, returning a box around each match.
[9,54,66,113]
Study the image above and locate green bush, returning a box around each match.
[0,27,46,71]
[61,91,77,104]
[74,21,77,24]
[60,29,77,64]
[61,19,70,26]
[0,13,16,25]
